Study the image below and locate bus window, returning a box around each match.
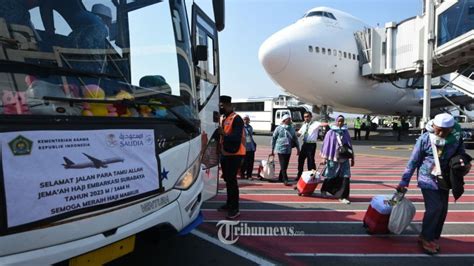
[291,110,303,122]
[128,3,180,95]
[0,0,196,121]
[233,102,264,112]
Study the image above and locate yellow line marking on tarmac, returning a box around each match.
[371,146,413,151]
[356,153,408,159]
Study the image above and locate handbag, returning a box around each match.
[283,127,297,148]
[336,134,353,159]
[429,134,450,190]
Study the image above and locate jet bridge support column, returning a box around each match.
[385,22,396,74]
[421,0,435,129]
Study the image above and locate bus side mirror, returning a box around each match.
[195,45,208,61]
[212,0,225,32]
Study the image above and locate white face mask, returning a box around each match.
[430,133,446,146]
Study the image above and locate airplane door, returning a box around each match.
[192,4,220,201]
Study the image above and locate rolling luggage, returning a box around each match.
[296,170,320,196]
[363,195,393,234]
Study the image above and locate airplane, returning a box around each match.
[62,153,124,169]
[258,7,473,117]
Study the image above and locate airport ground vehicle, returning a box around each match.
[0,0,223,264]
[455,115,474,149]
[233,98,306,134]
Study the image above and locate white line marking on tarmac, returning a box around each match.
[285,253,474,257]
[191,230,276,266]
[203,220,474,224]
[219,193,474,196]
[233,188,474,191]
[202,209,473,213]
[234,234,474,237]
[208,200,474,205]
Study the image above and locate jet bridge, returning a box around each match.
[446,67,474,98]
[355,0,474,86]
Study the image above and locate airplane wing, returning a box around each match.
[82,153,104,168]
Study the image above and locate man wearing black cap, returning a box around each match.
[218,95,246,219]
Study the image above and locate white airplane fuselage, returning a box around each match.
[259,7,426,116]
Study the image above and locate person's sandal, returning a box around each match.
[418,237,438,255]
[433,239,440,252]
[419,236,440,252]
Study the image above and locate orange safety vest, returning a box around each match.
[220,112,246,156]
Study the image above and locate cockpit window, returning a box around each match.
[324,12,336,20]
[305,11,337,20]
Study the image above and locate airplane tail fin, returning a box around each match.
[62,157,74,168]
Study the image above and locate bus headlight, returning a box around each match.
[174,158,201,190]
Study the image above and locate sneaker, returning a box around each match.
[217,204,230,212]
[226,209,240,219]
[339,198,351,204]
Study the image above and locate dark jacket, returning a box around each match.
[441,153,472,200]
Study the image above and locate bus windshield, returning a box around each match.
[0,0,196,120]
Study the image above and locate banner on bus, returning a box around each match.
[0,129,160,229]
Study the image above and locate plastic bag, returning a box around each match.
[388,197,416,234]
[261,156,275,180]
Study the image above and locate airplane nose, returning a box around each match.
[258,31,290,75]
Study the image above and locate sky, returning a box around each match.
[192,0,424,101]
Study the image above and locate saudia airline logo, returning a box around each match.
[8,135,33,156]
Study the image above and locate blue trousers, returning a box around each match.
[421,188,449,241]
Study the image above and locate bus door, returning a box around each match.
[192,4,220,201]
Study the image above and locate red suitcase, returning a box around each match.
[296,170,320,196]
[363,195,393,234]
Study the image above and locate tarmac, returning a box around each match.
[110,128,474,266]
[198,128,474,266]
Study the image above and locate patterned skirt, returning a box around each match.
[323,159,351,179]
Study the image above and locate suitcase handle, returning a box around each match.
[389,189,407,206]
[267,154,274,161]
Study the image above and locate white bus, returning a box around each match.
[233,98,306,134]
[0,0,223,264]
